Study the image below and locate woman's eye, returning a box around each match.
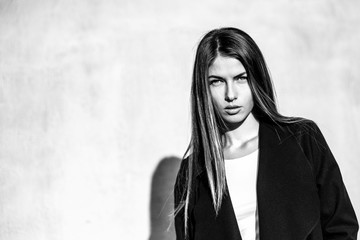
[236,76,247,82]
[210,80,223,86]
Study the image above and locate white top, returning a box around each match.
[225,149,259,240]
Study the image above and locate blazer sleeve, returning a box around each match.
[302,121,359,239]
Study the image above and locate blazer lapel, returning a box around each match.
[194,171,242,240]
[257,122,320,240]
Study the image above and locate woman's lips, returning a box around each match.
[225,105,241,109]
[224,106,241,115]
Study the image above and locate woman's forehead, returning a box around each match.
[208,56,246,77]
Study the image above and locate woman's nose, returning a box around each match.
[225,83,237,102]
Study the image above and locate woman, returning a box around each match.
[174,27,358,240]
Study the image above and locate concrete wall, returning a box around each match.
[0,0,359,239]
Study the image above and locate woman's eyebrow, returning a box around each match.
[208,75,224,80]
[233,72,247,78]
[208,72,247,79]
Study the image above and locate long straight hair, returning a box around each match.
[175,27,303,238]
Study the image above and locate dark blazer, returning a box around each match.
[174,120,358,240]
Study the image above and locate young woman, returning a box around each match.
[174,27,358,240]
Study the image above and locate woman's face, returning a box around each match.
[208,55,254,124]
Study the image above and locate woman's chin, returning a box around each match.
[220,112,256,128]
[222,113,248,124]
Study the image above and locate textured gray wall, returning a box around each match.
[0,0,359,239]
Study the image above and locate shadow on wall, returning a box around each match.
[149,156,181,240]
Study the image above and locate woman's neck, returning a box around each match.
[222,113,259,149]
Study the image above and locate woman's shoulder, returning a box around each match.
[287,118,323,140]
[174,154,205,188]
[276,118,337,175]
[279,118,334,163]
[272,118,322,139]
[266,118,328,151]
